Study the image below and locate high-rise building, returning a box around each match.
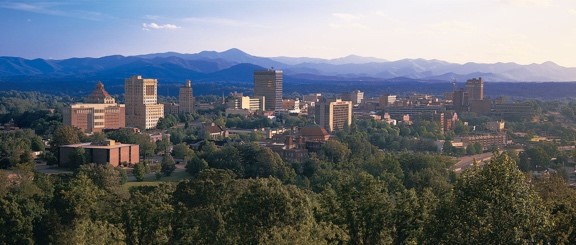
[465,77,484,101]
[315,98,352,132]
[379,94,397,108]
[179,80,194,113]
[452,88,469,113]
[254,69,283,111]
[124,75,164,129]
[227,95,265,112]
[351,90,364,105]
[63,82,125,133]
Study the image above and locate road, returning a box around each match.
[451,152,494,174]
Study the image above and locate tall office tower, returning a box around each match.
[315,98,352,132]
[465,77,484,101]
[254,69,283,111]
[351,90,364,105]
[452,88,469,113]
[179,80,195,113]
[124,75,164,129]
[379,94,397,109]
[63,82,125,133]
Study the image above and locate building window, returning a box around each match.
[146,85,155,96]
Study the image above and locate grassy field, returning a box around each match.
[123,170,190,190]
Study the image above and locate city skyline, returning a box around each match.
[1,0,576,67]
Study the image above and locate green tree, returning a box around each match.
[51,125,81,150]
[186,156,209,176]
[53,173,125,244]
[393,188,438,244]
[318,140,351,168]
[230,178,319,244]
[156,135,172,155]
[534,174,576,244]
[171,169,240,244]
[30,135,45,152]
[87,132,107,144]
[466,144,476,155]
[106,128,139,144]
[0,169,48,244]
[172,143,194,161]
[76,163,124,193]
[0,130,38,168]
[441,152,550,244]
[124,184,175,245]
[161,155,176,176]
[319,172,394,244]
[136,135,156,160]
[238,143,295,181]
[133,162,147,182]
[68,147,87,168]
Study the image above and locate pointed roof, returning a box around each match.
[299,125,330,141]
[85,81,115,103]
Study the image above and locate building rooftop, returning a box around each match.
[299,125,330,138]
[61,140,136,149]
[84,81,115,104]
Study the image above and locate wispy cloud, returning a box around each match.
[181,17,245,27]
[329,23,368,30]
[332,13,359,21]
[428,21,474,34]
[143,15,160,20]
[330,12,368,30]
[0,2,108,21]
[142,22,181,31]
[500,0,551,7]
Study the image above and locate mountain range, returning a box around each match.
[1,48,575,85]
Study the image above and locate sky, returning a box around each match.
[1,0,576,67]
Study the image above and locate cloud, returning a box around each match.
[142,22,181,31]
[143,15,160,20]
[329,23,368,30]
[500,0,551,6]
[330,12,369,30]
[332,13,359,21]
[0,2,107,21]
[181,17,245,27]
[428,21,474,34]
[569,9,576,16]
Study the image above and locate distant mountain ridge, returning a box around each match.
[1,48,575,83]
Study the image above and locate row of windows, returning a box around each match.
[75,109,93,114]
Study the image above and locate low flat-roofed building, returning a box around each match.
[386,105,442,119]
[59,140,139,168]
[459,133,507,151]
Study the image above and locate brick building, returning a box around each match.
[59,140,139,168]
[63,82,125,133]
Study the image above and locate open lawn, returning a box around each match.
[123,169,190,190]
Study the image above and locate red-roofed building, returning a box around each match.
[299,125,330,141]
[201,123,229,140]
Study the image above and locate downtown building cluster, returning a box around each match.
[63,76,196,132]
[58,70,526,165]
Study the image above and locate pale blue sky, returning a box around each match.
[1,0,575,66]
